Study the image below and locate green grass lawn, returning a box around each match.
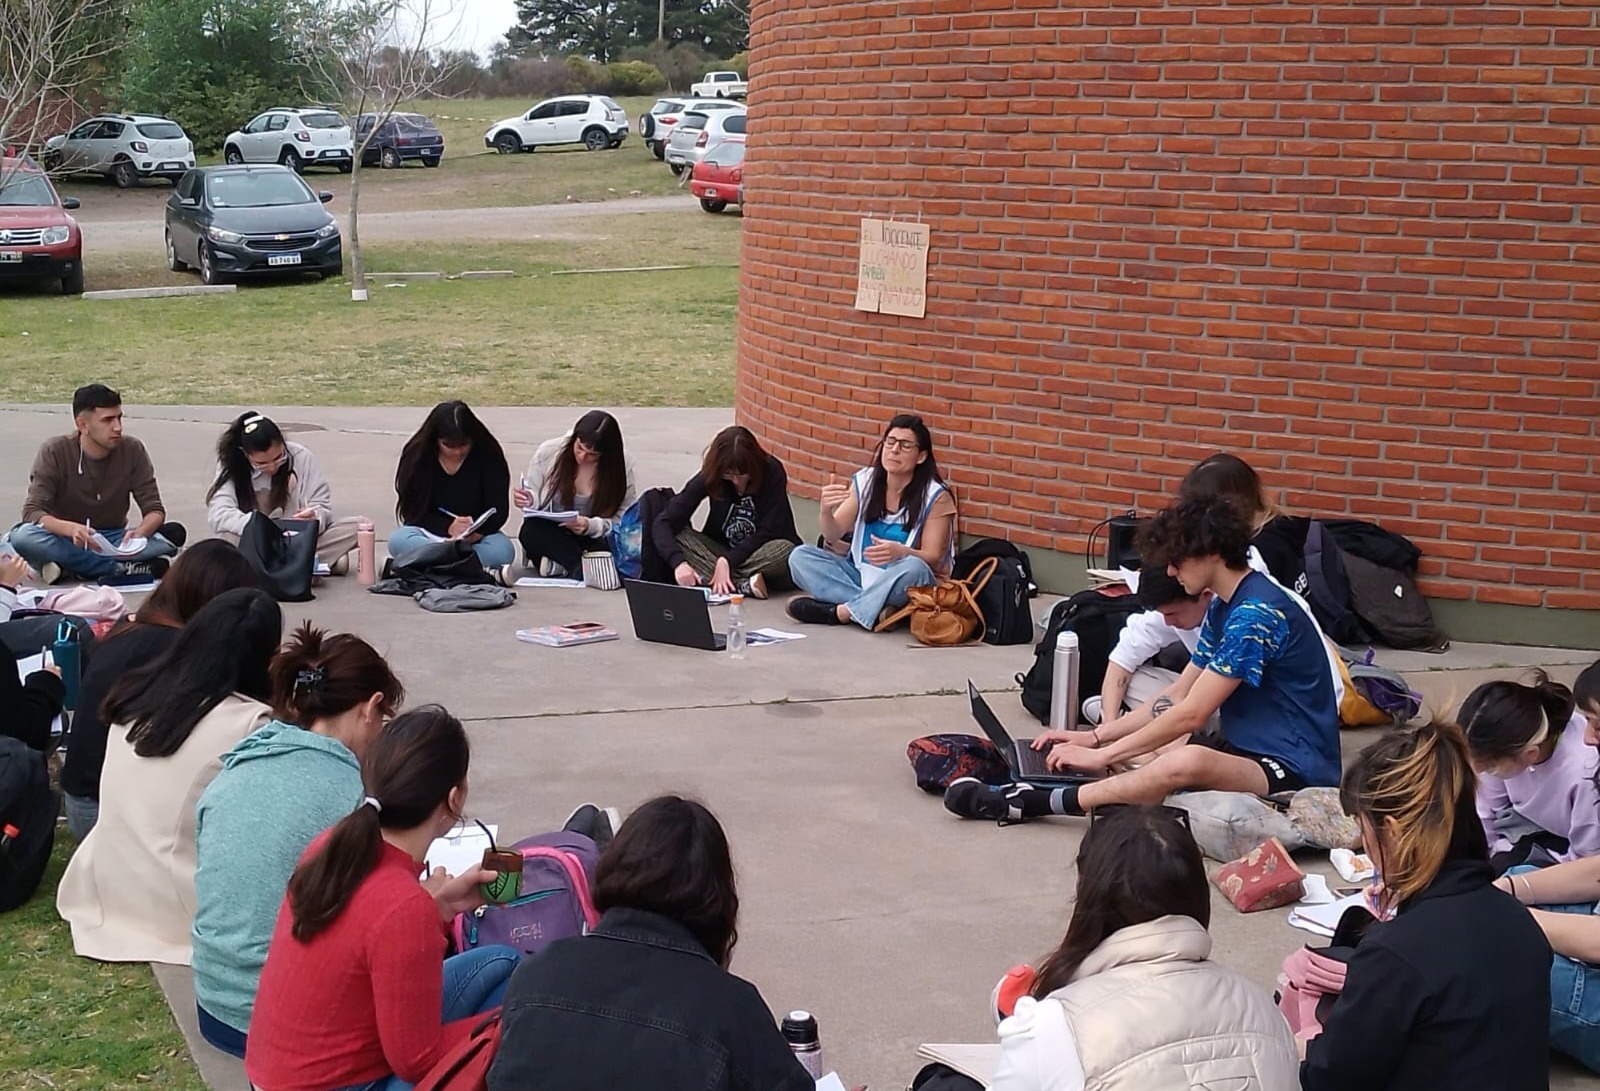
[1,838,205,1091]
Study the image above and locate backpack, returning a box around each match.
[0,735,58,913]
[906,734,1010,793]
[953,538,1037,597]
[1017,587,1142,724]
[1301,521,1366,645]
[415,1012,502,1091]
[608,499,644,580]
[453,830,600,956]
[953,541,1033,646]
[1340,551,1449,652]
[1337,646,1423,726]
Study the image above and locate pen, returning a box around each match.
[438,507,459,518]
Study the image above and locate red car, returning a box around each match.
[0,157,84,294]
[689,136,744,214]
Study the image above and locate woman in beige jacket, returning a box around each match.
[57,588,282,965]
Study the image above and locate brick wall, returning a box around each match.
[738,0,1600,611]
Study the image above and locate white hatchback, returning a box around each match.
[223,108,354,174]
[42,115,195,188]
[483,96,629,154]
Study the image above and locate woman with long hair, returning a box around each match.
[1178,453,1308,592]
[1301,722,1549,1089]
[988,805,1296,1090]
[511,409,637,580]
[489,796,813,1091]
[57,587,282,965]
[786,413,957,627]
[388,401,514,568]
[192,625,405,1058]
[246,706,518,1091]
[59,539,262,839]
[205,411,362,574]
[651,425,800,598]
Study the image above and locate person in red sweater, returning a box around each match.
[245,705,519,1091]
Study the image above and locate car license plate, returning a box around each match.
[267,253,302,266]
[162,161,183,170]
[0,251,20,263]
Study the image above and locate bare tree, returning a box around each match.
[305,0,463,300]
[0,0,123,184]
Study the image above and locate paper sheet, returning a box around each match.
[1287,891,1368,937]
[519,509,582,521]
[15,653,65,738]
[748,628,806,645]
[815,1075,848,1091]
[423,822,497,878]
[89,532,146,557]
[514,576,586,588]
[1298,874,1335,905]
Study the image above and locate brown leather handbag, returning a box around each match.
[875,556,997,646]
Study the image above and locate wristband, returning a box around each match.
[1091,727,1102,746]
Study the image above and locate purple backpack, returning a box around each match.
[452,830,600,956]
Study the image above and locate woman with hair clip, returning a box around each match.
[388,400,514,568]
[490,795,813,1091]
[57,587,282,965]
[652,425,801,598]
[206,411,362,574]
[1461,671,1597,870]
[511,409,637,580]
[1301,721,1550,1090]
[59,539,262,840]
[987,805,1296,1091]
[786,413,957,628]
[191,624,406,1058]
[246,706,519,1091]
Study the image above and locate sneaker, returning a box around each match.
[562,803,623,850]
[739,573,768,600]
[158,521,187,549]
[786,596,842,625]
[328,553,350,577]
[39,562,64,586]
[943,778,1032,824]
[495,563,518,587]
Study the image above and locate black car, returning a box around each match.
[355,112,444,169]
[164,165,341,285]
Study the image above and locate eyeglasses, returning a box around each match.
[245,449,287,473]
[1088,803,1192,831]
[881,437,920,453]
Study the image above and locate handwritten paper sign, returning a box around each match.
[855,218,929,318]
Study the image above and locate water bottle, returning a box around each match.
[356,518,377,586]
[52,623,82,711]
[781,1011,823,1078]
[1049,630,1080,733]
[726,593,747,659]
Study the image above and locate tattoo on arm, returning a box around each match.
[1150,696,1174,718]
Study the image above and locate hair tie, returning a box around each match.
[294,666,326,693]
[1527,709,1552,749]
[362,796,382,814]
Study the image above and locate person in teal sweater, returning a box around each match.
[191,624,404,1058]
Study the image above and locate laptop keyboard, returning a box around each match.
[1015,741,1050,777]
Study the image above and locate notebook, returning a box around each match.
[915,1044,999,1086]
[516,623,618,647]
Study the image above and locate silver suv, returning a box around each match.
[41,114,196,188]
[664,108,747,175]
[223,108,354,174]
[639,98,743,161]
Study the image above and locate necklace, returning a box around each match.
[77,441,109,503]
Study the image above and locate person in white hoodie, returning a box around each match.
[989,804,1297,1091]
[205,411,360,573]
[510,410,637,581]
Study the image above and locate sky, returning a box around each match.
[451,0,518,58]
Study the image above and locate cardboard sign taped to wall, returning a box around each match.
[855,217,929,318]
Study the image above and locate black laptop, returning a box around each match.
[968,681,1104,786]
[624,580,725,651]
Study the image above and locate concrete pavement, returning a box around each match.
[3,404,1595,1089]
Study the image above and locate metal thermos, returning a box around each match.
[1049,630,1080,733]
[356,519,377,586]
[781,1011,823,1079]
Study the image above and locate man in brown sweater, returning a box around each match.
[6,384,185,583]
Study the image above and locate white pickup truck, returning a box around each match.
[690,71,747,99]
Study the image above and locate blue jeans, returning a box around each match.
[196,1003,247,1059]
[787,544,934,630]
[7,522,178,580]
[1509,864,1600,1072]
[333,944,520,1091]
[387,527,515,568]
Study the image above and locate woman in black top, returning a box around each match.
[388,401,514,568]
[489,796,813,1091]
[652,426,800,599]
[1301,721,1551,1091]
[1179,453,1310,591]
[59,540,261,839]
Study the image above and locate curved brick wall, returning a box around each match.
[738,0,1600,612]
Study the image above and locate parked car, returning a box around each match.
[690,71,748,99]
[639,98,743,160]
[354,112,444,168]
[0,157,84,294]
[689,137,744,214]
[164,165,341,286]
[484,95,629,154]
[664,108,747,175]
[223,108,353,173]
[41,114,195,188]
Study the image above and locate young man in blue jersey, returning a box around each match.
[947,494,1342,822]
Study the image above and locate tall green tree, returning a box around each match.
[503,0,744,64]
[504,0,619,63]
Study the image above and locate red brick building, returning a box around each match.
[738,0,1600,645]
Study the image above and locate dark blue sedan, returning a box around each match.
[164,165,342,285]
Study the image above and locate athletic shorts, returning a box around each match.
[1187,733,1308,794]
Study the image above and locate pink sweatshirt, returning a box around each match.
[1476,713,1600,863]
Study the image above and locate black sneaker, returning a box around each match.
[561,803,623,850]
[104,556,169,585]
[943,778,1032,824]
[786,596,843,625]
[158,522,187,549]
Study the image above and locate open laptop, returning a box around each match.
[968,680,1104,786]
[624,580,726,651]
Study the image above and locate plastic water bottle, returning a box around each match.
[726,593,747,659]
[1049,630,1080,733]
[356,518,377,586]
[781,1011,823,1078]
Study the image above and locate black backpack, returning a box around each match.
[1017,587,1142,724]
[0,735,58,913]
[953,539,1035,646]
[1301,520,1367,645]
[1341,551,1449,652]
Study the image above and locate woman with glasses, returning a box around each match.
[987,804,1297,1091]
[206,411,362,574]
[388,401,514,568]
[511,410,637,581]
[786,414,956,628]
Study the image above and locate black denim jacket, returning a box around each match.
[488,907,815,1091]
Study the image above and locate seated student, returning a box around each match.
[0,617,65,754]
[59,539,262,840]
[191,625,404,1059]
[246,706,518,1091]
[387,400,514,568]
[511,410,637,580]
[1462,672,1598,871]
[6,383,186,584]
[1091,566,1216,730]
[489,795,814,1091]
[56,588,281,964]
[1301,722,1550,1090]
[989,805,1297,1091]
[206,411,361,574]
[652,426,800,599]
[945,496,1340,823]
[786,414,957,628]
